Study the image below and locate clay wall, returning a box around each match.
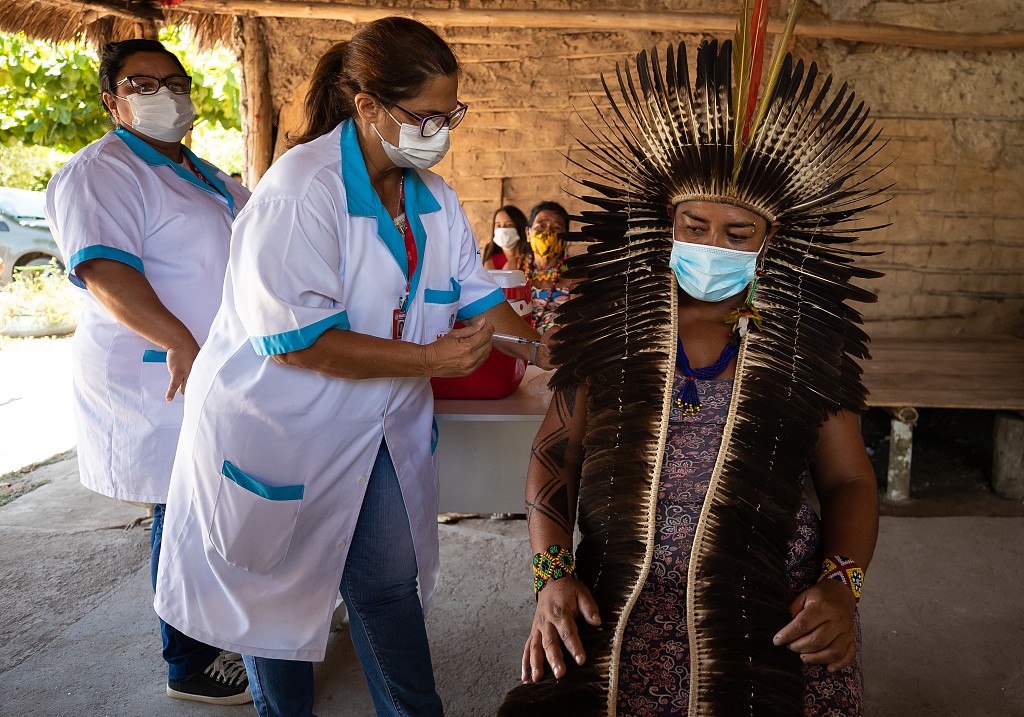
[257,0,1024,338]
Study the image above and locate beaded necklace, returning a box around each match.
[675,335,739,416]
[675,280,763,415]
[526,256,563,284]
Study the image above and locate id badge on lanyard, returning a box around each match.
[393,294,407,340]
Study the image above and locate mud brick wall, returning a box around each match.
[258,0,1023,338]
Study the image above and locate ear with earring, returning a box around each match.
[725,273,763,339]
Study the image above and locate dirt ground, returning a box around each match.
[1,456,1023,716]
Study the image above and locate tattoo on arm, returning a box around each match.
[525,477,571,534]
[525,387,579,534]
[532,435,568,476]
[558,385,577,420]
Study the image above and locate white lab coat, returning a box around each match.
[154,120,505,661]
[45,129,250,503]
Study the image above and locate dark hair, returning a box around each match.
[482,204,530,262]
[293,17,459,145]
[529,201,570,232]
[98,39,187,115]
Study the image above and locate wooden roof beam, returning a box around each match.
[173,3,1024,52]
[47,0,164,24]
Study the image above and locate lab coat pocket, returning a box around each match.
[140,351,182,427]
[422,278,461,339]
[209,460,304,574]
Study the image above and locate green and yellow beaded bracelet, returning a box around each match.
[533,544,577,595]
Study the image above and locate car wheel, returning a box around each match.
[14,253,64,273]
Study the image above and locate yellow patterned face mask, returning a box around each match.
[529,230,565,259]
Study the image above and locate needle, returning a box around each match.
[491,332,540,347]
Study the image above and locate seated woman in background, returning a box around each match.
[524,201,572,333]
[483,204,530,270]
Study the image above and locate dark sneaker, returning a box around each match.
[166,651,253,705]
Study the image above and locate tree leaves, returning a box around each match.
[0,33,107,152]
[0,28,240,154]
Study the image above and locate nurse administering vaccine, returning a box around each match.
[45,40,252,705]
[154,17,545,717]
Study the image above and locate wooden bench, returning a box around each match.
[861,336,1024,501]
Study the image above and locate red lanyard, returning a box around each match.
[183,154,214,189]
[403,220,417,281]
[393,182,418,340]
[400,182,417,281]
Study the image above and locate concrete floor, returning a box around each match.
[0,336,76,476]
[1,455,1023,716]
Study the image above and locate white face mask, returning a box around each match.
[371,107,450,170]
[493,227,520,249]
[115,87,195,143]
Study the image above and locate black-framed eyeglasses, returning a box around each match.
[115,75,192,96]
[380,96,469,138]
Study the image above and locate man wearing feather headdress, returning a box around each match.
[499,2,885,716]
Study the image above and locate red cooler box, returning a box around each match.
[430,270,533,399]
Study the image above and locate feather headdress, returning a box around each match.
[500,3,888,717]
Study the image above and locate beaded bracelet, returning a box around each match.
[533,544,577,595]
[819,555,865,605]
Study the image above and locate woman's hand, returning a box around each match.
[424,317,494,377]
[522,577,601,683]
[773,578,857,672]
[164,335,201,400]
[532,326,558,370]
[74,259,203,399]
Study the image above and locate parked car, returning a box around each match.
[0,187,64,285]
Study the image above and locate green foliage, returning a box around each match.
[160,25,241,133]
[191,123,244,176]
[0,144,73,191]
[0,33,106,152]
[0,28,241,154]
[0,260,82,330]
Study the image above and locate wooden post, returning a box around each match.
[993,412,1024,500]
[233,16,274,187]
[885,406,918,502]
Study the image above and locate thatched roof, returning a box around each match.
[0,0,231,48]
[3,0,1023,52]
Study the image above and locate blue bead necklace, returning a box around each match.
[675,335,738,417]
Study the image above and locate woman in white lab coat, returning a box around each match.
[154,17,544,717]
[45,39,252,705]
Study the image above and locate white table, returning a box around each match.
[433,365,550,514]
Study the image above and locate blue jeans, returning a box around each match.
[151,503,221,681]
[242,442,443,717]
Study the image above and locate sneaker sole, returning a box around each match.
[166,684,253,706]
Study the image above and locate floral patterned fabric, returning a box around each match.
[523,255,571,333]
[616,376,863,717]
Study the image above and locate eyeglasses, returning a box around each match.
[115,75,192,96]
[381,96,469,138]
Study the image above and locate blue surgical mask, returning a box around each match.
[669,237,761,303]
